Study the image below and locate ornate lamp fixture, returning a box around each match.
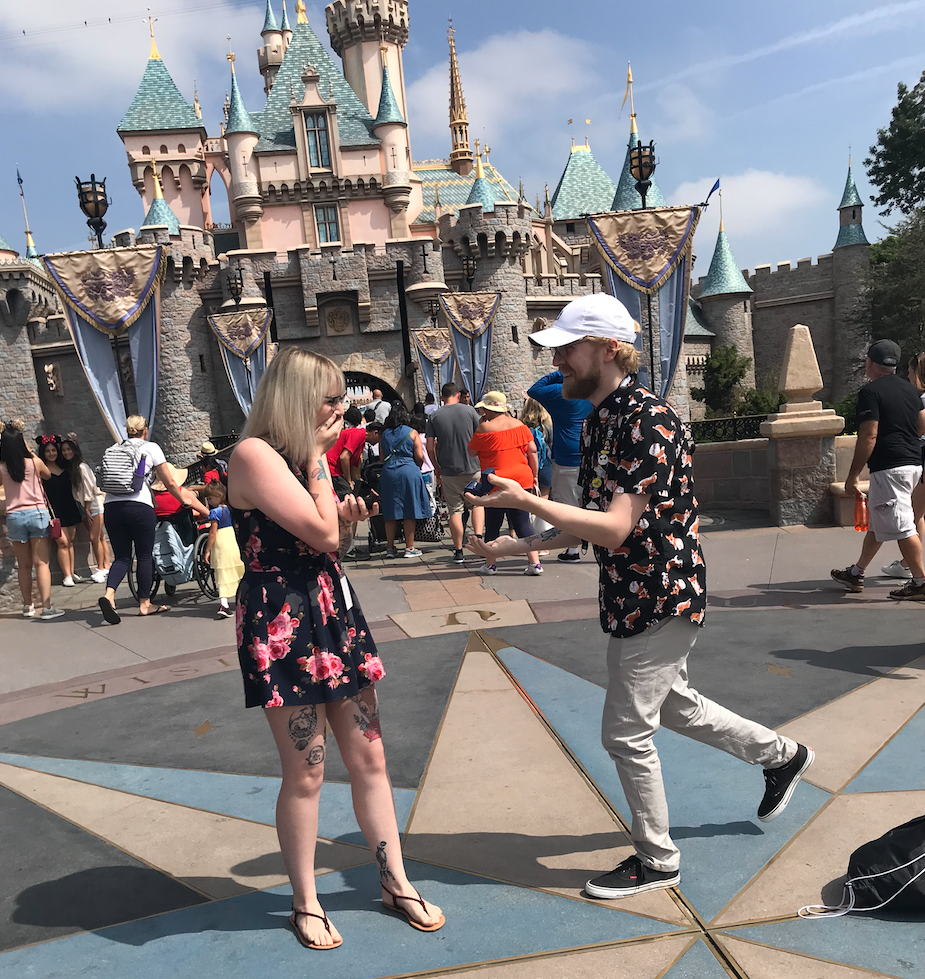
[629,140,657,210]
[461,255,477,292]
[75,174,109,249]
[426,298,440,328]
[228,267,245,305]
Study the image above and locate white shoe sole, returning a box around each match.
[585,873,680,899]
[882,566,912,579]
[758,747,815,823]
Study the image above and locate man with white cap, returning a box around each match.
[467,292,813,899]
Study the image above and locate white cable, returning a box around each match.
[799,853,925,919]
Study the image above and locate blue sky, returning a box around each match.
[0,0,922,272]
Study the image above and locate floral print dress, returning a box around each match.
[232,462,385,709]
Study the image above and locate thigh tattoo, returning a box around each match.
[288,705,318,752]
[351,691,382,742]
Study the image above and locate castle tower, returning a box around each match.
[325,0,409,118]
[374,62,412,237]
[142,161,181,235]
[258,0,285,95]
[225,52,264,247]
[831,159,871,399]
[280,0,293,52]
[448,22,474,176]
[0,230,17,261]
[698,216,756,388]
[118,22,208,229]
[550,138,616,225]
[612,113,668,211]
[466,144,496,210]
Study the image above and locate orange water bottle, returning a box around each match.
[854,493,869,533]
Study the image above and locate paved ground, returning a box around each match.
[1,513,924,978]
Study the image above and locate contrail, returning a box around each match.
[638,1,925,91]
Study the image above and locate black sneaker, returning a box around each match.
[830,567,864,592]
[557,551,581,563]
[453,549,465,564]
[758,744,814,822]
[585,855,679,899]
[889,580,925,601]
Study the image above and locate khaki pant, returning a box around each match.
[602,616,796,872]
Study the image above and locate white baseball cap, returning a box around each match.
[529,292,637,348]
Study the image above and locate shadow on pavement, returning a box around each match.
[771,642,925,678]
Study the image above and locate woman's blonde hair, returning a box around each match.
[913,353,925,393]
[520,397,552,430]
[241,346,344,467]
[126,415,148,437]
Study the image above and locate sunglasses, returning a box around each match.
[323,393,347,407]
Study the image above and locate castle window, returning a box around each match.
[141,145,150,155]
[566,222,575,234]
[160,144,168,155]
[178,143,186,154]
[315,204,340,243]
[853,209,857,220]
[305,112,331,168]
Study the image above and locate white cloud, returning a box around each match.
[673,170,830,270]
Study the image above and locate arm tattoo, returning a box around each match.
[351,691,382,742]
[376,841,396,882]
[311,460,328,482]
[525,527,566,548]
[288,705,318,752]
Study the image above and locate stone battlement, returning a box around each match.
[325,0,409,55]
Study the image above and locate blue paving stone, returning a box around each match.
[664,938,731,978]
[845,705,925,793]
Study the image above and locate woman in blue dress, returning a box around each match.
[379,404,432,558]
[227,350,444,949]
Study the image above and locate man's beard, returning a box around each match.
[562,366,600,401]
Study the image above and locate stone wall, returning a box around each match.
[768,434,836,526]
[691,438,769,510]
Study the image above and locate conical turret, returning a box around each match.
[448,22,473,176]
[834,160,869,249]
[374,65,405,127]
[700,219,752,298]
[550,139,616,221]
[466,142,495,211]
[142,161,180,235]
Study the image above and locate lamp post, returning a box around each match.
[426,298,443,390]
[228,267,244,306]
[75,174,109,249]
[461,255,477,292]
[630,139,658,388]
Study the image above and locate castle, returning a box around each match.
[0,0,870,464]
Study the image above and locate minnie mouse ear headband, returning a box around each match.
[1,419,25,433]
[36,434,60,446]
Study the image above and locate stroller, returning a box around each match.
[359,461,447,553]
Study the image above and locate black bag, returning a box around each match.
[415,513,444,543]
[801,814,925,917]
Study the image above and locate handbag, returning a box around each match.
[40,481,62,539]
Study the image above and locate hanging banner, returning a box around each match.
[412,327,456,398]
[207,308,273,416]
[587,207,700,398]
[440,292,500,402]
[43,246,164,439]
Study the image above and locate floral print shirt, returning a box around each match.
[578,375,706,638]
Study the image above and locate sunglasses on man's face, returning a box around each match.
[323,393,347,407]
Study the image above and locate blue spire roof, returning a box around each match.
[253,20,378,151]
[374,66,405,127]
[612,129,667,211]
[550,143,616,221]
[280,0,291,31]
[700,225,752,298]
[25,233,38,259]
[262,0,280,33]
[226,71,257,135]
[142,197,180,235]
[0,230,16,255]
[685,297,715,337]
[118,55,203,133]
[838,164,863,209]
[835,222,869,249]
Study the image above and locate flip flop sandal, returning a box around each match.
[98,597,121,625]
[380,884,446,932]
[289,909,343,950]
[140,605,171,616]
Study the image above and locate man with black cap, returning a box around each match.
[832,339,925,599]
[466,292,813,900]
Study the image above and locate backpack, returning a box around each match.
[800,814,925,917]
[97,440,148,495]
[531,426,548,471]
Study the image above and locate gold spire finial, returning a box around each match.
[148,15,160,60]
[151,159,165,200]
[474,139,485,179]
[448,18,474,175]
[25,230,35,249]
[296,0,308,24]
[226,34,236,73]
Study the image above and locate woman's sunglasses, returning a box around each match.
[324,393,347,407]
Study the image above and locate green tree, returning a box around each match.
[691,345,752,416]
[865,70,925,216]
[863,209,925,360]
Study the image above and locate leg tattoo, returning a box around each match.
[376,841,396,883]
[288,705,318,752]
[351,691,382,742]
[307,744,325,766]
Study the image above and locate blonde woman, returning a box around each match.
[882,353,925,579]
[99,415,208,624]
[227,347,443,950]
[520,398,554,498]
